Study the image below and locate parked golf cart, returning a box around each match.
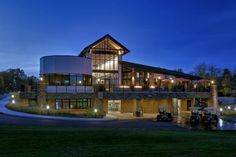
[156,106,173,122]
[189,107,203,124]
[202,107,219,124]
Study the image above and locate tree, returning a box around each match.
[192,63,221,80]
[0,75,4,94]
[221,69,232,96]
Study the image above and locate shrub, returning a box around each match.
[6,103,106,118]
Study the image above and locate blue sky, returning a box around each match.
[0,0,236,76]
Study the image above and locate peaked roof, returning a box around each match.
[121,61,202,80]
[79,34,130,57]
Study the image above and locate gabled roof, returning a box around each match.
[79,34,130,57]
[121,61,202,80]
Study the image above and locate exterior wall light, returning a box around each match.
[158,76,161,80]
[12,100,15,104]
[211,80,214,84]
[150,85,155,89]
[11,95,14,98]
[46,105,50,110]
[227,106,231,110]
[219,108,223,112]
[40,77,43,81]
[119,85,130,88]
[78,80,82,84]
[94,108,98,113]
[97,78,100,82]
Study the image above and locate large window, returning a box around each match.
[92,52,118,71]
[55,99,91,109]
[44,74,92,86]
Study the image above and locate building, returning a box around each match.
[20,34,217,115]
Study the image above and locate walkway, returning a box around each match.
[0,96,116,121]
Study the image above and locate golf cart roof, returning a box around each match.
[190,107,203,111]
[203,107,216,111]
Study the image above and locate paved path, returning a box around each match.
[0,96,185,130]
[0,96,116,121]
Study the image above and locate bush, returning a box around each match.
[6,103,106,118]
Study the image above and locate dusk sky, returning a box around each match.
[0,0,236,76]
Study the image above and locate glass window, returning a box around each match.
[76,74,83,86]
[70,74,77,86]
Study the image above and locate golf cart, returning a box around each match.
[156,106,173,122]
[189,107,203,124]
[202,107,219,124]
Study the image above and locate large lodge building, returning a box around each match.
[20,34,218,115]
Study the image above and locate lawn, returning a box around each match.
[0,124,236,157]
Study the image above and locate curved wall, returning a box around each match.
[40,55,92,75]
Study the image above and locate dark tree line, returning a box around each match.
[0,68,38,94]
[191,63,236,96]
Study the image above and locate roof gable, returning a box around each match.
[79,34,130,57]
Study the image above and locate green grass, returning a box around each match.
[0,124,236,157]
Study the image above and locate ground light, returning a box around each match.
[94,108,98,113]
[46,105,50,110]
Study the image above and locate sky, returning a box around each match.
[0,0,236,76]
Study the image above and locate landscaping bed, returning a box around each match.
[6,103,105,118]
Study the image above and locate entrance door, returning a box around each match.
[108,100,121,113]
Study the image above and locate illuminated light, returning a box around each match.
[134,85,142,89]
[119,85,130,88]
[171,80,174,83]
[131,76,135,84]
[150,85,155,89]
[219,108,223,112]
[46,105,50,110]
[145,78,148,81]
[234,107,236,111]
[94,108,98,113]
[228,106,231,110]
[211,80,214,84]
[158,76,161,79]
[118,50,123,55]
[40,77,43,81]
[97,78,100,82]
[11,95,14,98]
[78,80,82,84]
[12,100,15,104]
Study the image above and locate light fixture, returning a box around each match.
[97,78,100,82]
[158,76,161,79]
[171,80,174,83]
[119,85,130,88]
[11,95,14,98]
[94,108,98,113]
[234,107,236,111]
[211,80,214,84]
[46,105,50,110]
[134,85,142,88]
[219,108,223,112]
[12,100,15,104]
[78,80,82,84]
[40,77,43,81]
[228,106,231,110]
[150,85,155,89]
